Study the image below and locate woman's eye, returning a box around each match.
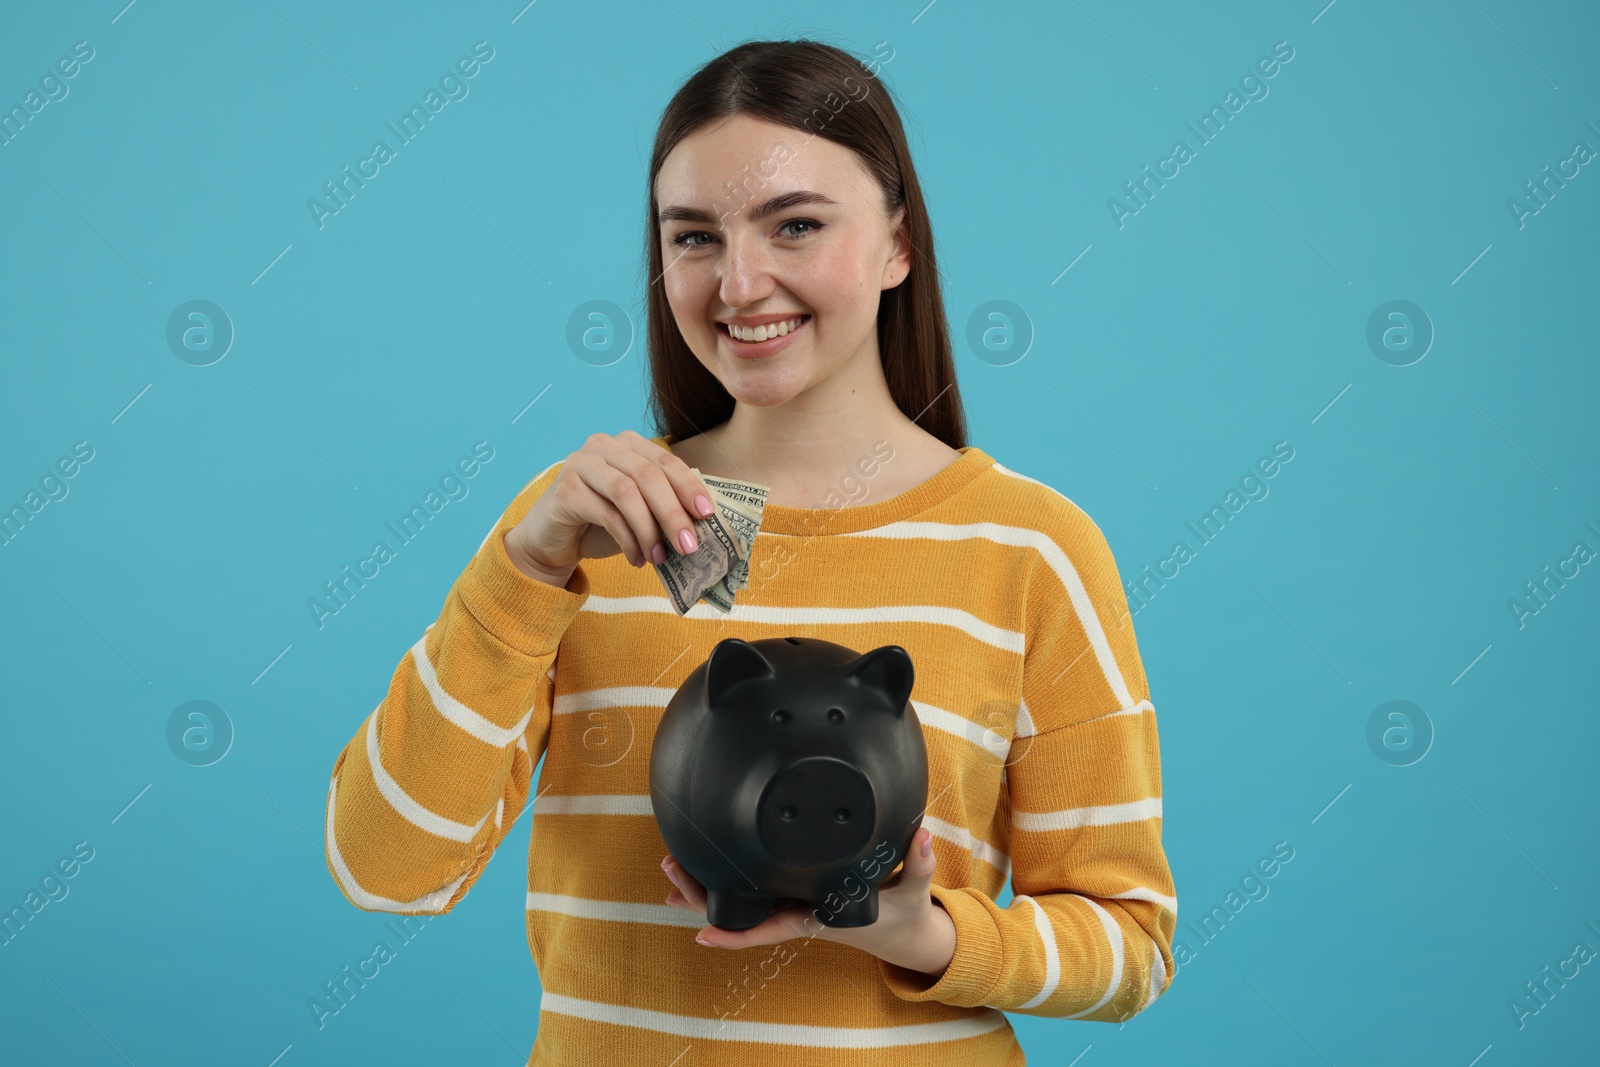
[779,219,820,239]
[671,231,713,248]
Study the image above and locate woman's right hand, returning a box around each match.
[503,430,717,586]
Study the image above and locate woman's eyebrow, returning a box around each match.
[657,190,839,226]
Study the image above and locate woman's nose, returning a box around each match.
[718,232,775,308]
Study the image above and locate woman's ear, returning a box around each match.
[881,206,912,290]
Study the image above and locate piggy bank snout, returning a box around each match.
[755,756,877,868]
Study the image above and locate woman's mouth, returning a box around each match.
[717,314,810,359]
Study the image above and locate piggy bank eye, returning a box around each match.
[771,709,791,724]
[827,707,844,724]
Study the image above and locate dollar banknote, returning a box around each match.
[694,472,769,612]
[650,468,770,615]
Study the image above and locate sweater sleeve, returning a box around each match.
[879,506,1178,1020]
[323,461,589,915]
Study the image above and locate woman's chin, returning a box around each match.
[732,381,809,408]
[719,368,805,408]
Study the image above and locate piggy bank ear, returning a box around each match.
[707,638,775,708]
[844,645,915,713]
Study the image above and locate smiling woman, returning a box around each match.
[650,114,915,428]
[642,51,964,485]
[323,36,1176,1067]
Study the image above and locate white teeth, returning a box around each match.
[726,316,804,342]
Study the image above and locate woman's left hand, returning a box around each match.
[661,826,957,978]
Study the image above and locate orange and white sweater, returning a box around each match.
[323,434,1177,1065]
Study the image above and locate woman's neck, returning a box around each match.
[671,396,958,510]
[667,331,963,508]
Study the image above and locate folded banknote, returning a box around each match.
[651,469,770,615]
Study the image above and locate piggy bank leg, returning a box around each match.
[817,890,879,928]
[706,889,775,931]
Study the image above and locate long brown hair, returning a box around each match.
[642,38,967,451]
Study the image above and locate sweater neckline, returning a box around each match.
[653,434,993,537]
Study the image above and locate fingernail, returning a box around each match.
[652,542,667,565]
[696,935,713,947]
[679,529,697,553]
[695,494,713,517]
[921,835,932,857]
[660,856,671,870]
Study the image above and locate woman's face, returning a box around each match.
[654,113,910,409]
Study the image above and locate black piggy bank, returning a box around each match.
[649,636,928,931]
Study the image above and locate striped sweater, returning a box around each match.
[323,434,1177,1065]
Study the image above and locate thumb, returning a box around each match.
[903,827,937,886]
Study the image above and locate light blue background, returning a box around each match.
[2,1,1596,1064]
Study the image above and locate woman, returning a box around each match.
[324,38,1176,1065]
